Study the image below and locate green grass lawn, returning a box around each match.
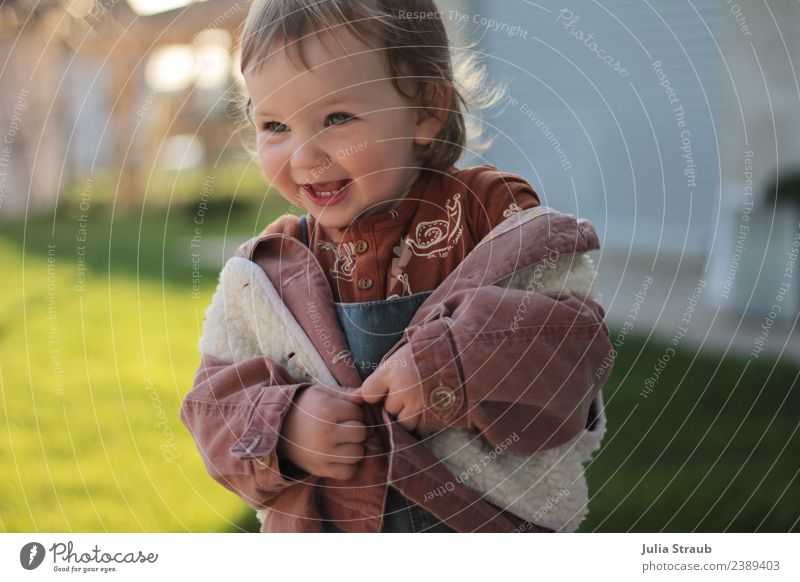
[582,336,799,532]
[1,202,798,532]
[0,199,285,532]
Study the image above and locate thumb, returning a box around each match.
[357,376,387,404]
[324,385,365,404]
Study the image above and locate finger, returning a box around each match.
[325,385,365,404]
[329,443,365,463]
[358,378,388,404]
[396,406,419,432]
[335,420,368,444]
[383,392,403,418]
[330,399,365,424]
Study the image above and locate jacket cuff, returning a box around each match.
[229,383,314,488]
[253,451,315,487]
[405,318,469,432]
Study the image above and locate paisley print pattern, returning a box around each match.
[318,240,358,282]
[404,192,464,259]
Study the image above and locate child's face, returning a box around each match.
[244,30,444,231]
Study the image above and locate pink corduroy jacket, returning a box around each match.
[180,205,614,532]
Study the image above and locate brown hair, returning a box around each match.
[234,0,505,171]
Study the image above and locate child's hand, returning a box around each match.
[358,344,425,433]
[278,385,367,480]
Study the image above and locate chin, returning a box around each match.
[313,214,351,230]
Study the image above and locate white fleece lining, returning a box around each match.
[245,258,340,387]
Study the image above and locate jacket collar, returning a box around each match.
[237,233,364,388]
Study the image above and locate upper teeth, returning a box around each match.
[309,182,347,197]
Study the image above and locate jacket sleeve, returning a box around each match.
[180,353,316,509]
[405,286,612,456]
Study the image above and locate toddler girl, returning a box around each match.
[181,0,613,533]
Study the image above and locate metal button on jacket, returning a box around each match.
[355,239,369,253]
[429,384,456,412]
[357,276,373,290]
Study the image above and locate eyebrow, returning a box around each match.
[254,94,369,118]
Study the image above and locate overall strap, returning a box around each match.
[299,214,309,247]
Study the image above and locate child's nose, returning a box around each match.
[290,138,330,173]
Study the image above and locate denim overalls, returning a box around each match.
[299,215,454,533]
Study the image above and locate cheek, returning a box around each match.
[367,138,414,169]
[257,153,296,200]
[257,148,283,181]
[381,119,417,156]
[352,132,412,169]
[350,117,413,164]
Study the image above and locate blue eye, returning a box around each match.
[327,112,354,126]
[261,121,287,134]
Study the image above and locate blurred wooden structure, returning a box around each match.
[0,0,248,216]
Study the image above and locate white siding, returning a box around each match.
[457,0,724,255]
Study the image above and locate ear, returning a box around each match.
[414,82,452,146]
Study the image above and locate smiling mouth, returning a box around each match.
[301,179,351,198]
